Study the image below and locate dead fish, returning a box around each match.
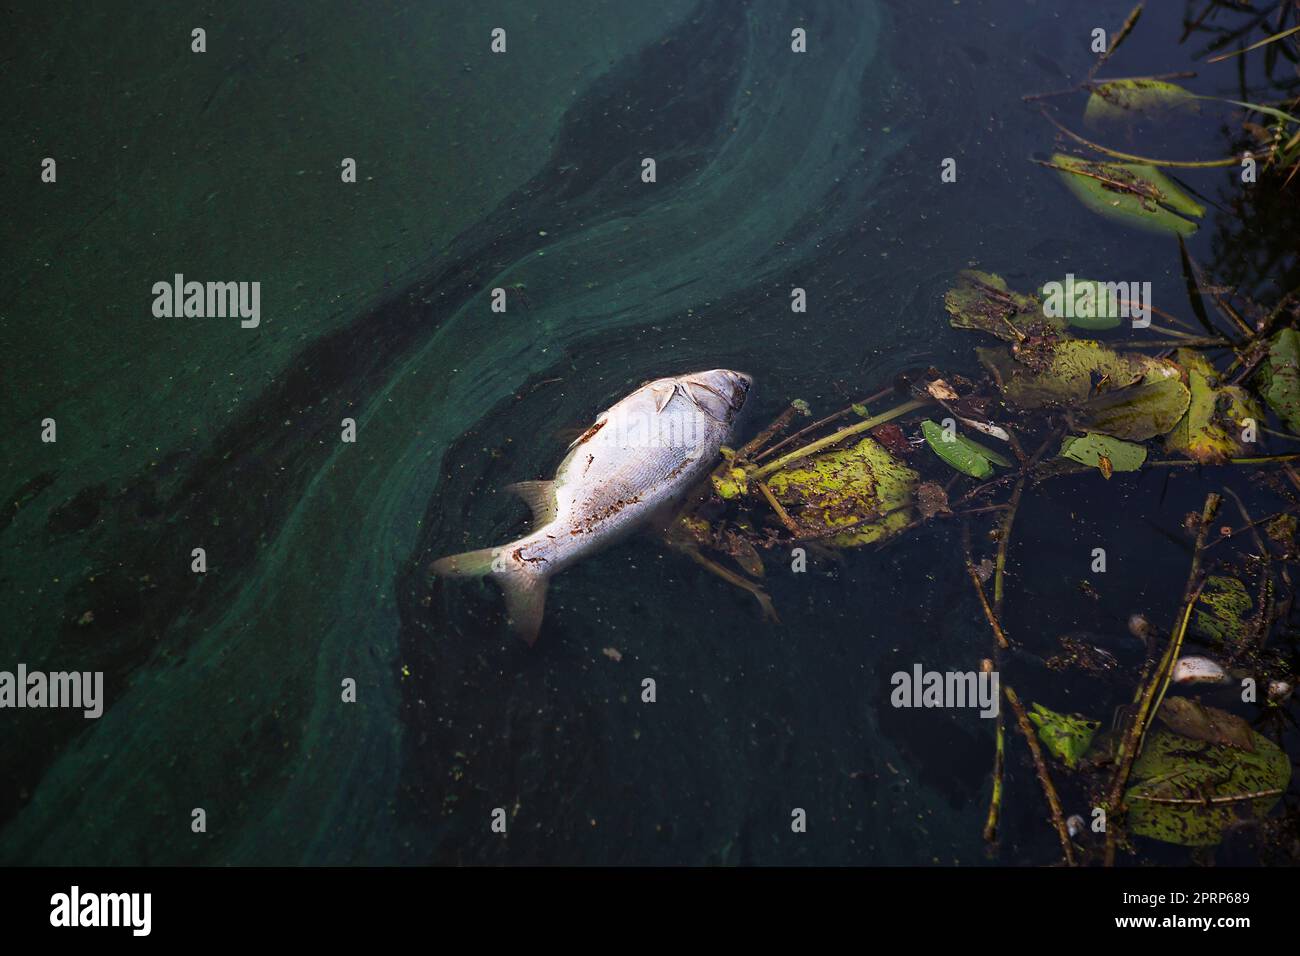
[432,369,753,644]
[1171,655,1230,685]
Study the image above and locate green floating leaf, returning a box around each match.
[1079,363,1191,441]
[1028,702,1100,769]
[1084,79,1198,126]
[1165,349,1261,464]
[1039,277,1124,330]
[1060,432,1147,473]
[1125,728,1289,847]
[1050,152,1204,236]
[766,437,917,547]
[945,270,1060,342]
[979,339,1146,408]
[920,420,1009,478]
[980,339,1189,440]
[1257,327,1300,435]
[1191,575,1252,645]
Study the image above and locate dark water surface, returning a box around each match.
[2,1,1297,864]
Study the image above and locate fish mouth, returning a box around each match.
[725,371,753,411]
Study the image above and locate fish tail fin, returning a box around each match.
[430,547,500,578]
[431,546,550,646]
[499,573,548,646]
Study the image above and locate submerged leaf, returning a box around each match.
[1039,277,1124,330]
[1191,575,1252,645]
[1257,327,1300,435]
[915,481,950,519]
[1084,79,1198,126]
[1060,432,1147,473]
[1157,698,1255,752]
[945,270,1059,342]
[1028,702,1100,768]
[1165,349,1261,463]
[921,420,1009,478]
[766,437,917,547]
[1050,152,1204,236]
[1125,729,1289,847]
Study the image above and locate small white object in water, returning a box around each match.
[1066,814,1086,839]
[1171,655,1229,685]
[1268,680,1293,702]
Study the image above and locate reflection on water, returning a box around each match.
[0,0,1295,865]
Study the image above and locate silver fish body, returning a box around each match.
[433,368,752,644]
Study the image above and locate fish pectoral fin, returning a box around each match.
[499,572,549,646]
[682,380,729,423]
[507,480,559,529]
[651,382,678,414]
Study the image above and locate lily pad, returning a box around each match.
[1060,432,1147,473]
[1191,575,1252,645]
[1125,728,1289,847]
[945,270,1060,342]
[1257,327,1300,435]
[1084,79,1198,126]
[979,339,1146,409]
[1079,364,1191,441]
[981,339,1189,439]
[1028,702,1100,768]
[766,437,917,547]
[1165,349,1261,464]
[1050,152,1204,236]
[920,420,1010,478]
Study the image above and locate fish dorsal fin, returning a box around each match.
[650,381,678,414]
[507,480,559,528]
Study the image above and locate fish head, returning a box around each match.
[677,369,753,425]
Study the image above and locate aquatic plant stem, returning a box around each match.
[967,559,1011,652]
[736,402,803,459]
[1148,453,1300,467]
[993,479,1024,616]
[752,387,894,463]
[1004,683,1077,866]
[751,398,928,480]
[1103,492,1219,866]
[981,658,1004,844]
[1087,2,1144,81]
[1132,788,1284,805]
[966,523,1075,863]
[756,480,802,536]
